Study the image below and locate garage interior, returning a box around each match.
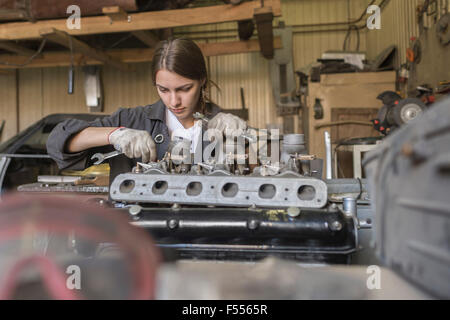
[0,0,449,300]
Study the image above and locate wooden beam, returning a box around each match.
[254,6,274,59]
[0,37,282,69]
[102,7,161,48]
[39,28,133,72]
[0,0,282,41]
[132,30,160,48]
[102,6,129,22]
[0,41,35,56]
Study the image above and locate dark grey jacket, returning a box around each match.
[46,99,221,183]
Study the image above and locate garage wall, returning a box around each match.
[205,0,369,129]
[365,0,447,67]
[1,0,372,143]
[0,72,17,143]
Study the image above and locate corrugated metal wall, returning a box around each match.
[0,72,17,143]
[365,0,448,68]
[185,0,370,129]
[1,0,378,143]
[284,0,368,70]
[365,0,421,66]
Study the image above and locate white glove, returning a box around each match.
[108,127,156,163]
[208,112,247,136]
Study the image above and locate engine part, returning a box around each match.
[127,206,357,263]
[280,134,306,164]
[364,96,450,299]
[111,173,327,209]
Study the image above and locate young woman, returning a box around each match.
[46,38,247,182]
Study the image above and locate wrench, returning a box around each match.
[91,150,122,165]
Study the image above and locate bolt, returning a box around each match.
[134,163,142,173]
[128,205,142,217]
[167,219,178,230]
[247,219,259,230]
[330,203,338,210]
[343,197,357,216]
[287,207,301,217]
[330,221,342,231]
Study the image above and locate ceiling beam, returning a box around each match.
[0,40,35,56]
[0,37,282,69]
[103,6,161,48]
[131,30,160,48]
[39,27,133,72]
[0,0,281,41]
[102,6,129,22]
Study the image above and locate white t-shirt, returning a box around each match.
[165,107,202,153]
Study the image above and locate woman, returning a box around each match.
[46,38,247,182]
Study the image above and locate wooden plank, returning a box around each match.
[253,5,274,59]
[102,6,129,22]
[0,0,281,41]
[103,6,160,48]
[321,72,397,86]
[132,30,160,48]
[39,28,133,72]
[0,37,282,69]
[0,41,35,56]
[199,36,281,56]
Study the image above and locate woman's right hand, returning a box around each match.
[108,128,157,163]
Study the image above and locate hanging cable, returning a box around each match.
[343,25,360,51]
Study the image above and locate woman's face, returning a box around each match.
[155,69,203,124]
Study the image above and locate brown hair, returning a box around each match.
[151,38,218,115]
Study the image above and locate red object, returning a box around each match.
[374,120,379,125]
[0,194,161,300]
[394,101,399,105]
[380,126,385,131]
[0,255,80,300]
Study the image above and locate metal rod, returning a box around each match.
[325,131,332,179]
[0,154,51,159]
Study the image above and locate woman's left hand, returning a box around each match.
[208,112,247,136]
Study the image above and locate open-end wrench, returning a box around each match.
[91,150,122,165]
